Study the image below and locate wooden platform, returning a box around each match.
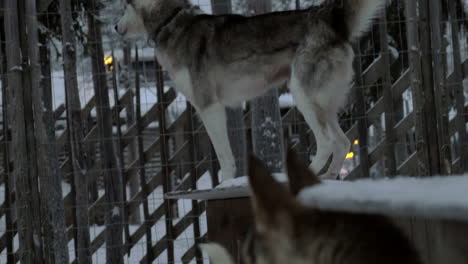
[167,176,468,264]
[167,175,468,221]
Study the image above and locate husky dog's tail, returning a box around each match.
[199,243,235,264]
[342,0,387,40]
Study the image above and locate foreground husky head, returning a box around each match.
[201,151,323,264]
[201,150,421,264]
[115,0,190,39]
[241,151,322,264]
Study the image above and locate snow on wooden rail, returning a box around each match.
[166,175,468,222]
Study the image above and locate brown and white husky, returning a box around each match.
[201,151,422,264]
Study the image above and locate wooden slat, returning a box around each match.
[446,59,468,86]
[366,98,385,123]
[125,108,188,184]
[282,107,302,124]
[121,88,177,147]
[392,69,411,97]
[366,69,411,124]
[345,123,359,142]
[395,112,415,138]
[56,89,134,151]
[53,104,66,119]
[139,202,206,264]
[348,54,398,104]
[181,235,207,264]
[174,156,211,192]
[368,141,384,167]
[397,152,418,175]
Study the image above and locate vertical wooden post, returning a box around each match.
[122,42,141,224]
[135,47,155,262]
[155,58,175,263]
[111,48,132,252]
[4,0,44,262]
[447,0,467,173]
[353,42,370,179]
[248,0,285,173]
[405,0,437,176]
[380,10,397,176]
[87,0,124,262]
[186,103,203,264]
[427,0,451,174]
[59,0,92,262]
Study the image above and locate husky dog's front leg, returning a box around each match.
[198,103,237,180]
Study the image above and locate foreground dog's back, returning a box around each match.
[202,151,422,264]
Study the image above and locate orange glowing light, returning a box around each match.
[104,56,113,66]
[345,152,355,159]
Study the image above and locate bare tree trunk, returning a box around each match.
[111,48,132,251]
[211,0,248,177]
[59,0,92,262]
[26,1,69,262]
[248,0,284,172]
[0,19,15,264]
[87,1,125,262]
[4,0,44,262]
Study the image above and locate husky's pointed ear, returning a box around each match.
[248,155,296,231]
[286,150,321,195]
[199,243,235,264]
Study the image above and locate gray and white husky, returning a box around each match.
[116,0,386,180]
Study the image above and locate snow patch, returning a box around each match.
[112,206,120,217]
[299,175,468,221]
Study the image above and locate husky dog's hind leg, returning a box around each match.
[289,41,354,179]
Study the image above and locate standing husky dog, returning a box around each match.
[201,151,422,264]
[116,0,386,180]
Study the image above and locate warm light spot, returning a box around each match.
[104,55,113,66]
[354,140,359,145]
[346,152,355,159]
